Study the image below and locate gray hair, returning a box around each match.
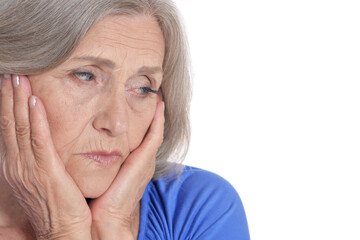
[0,0,191,179]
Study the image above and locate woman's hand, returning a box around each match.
[0,75,92,240]
[89,101,165,240]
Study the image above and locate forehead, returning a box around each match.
[69,14,165,68]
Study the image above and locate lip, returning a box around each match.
[80,151,122,167]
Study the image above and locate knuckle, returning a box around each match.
[155,134,164,150]
[1,156,40,199]
[1,152,38,185]
[15,123,30,137]
[0,116,14,132]
[1,158,19,188]
[31,135,47,149]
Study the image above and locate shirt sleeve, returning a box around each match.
[172,168,250,240]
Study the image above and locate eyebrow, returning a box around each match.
[136,66,163,75]
[72,56,163,74]
[73,56,116,69]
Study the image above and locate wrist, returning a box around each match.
[91,222,134,240]
[36,227,92,240]
[92,231,134,240]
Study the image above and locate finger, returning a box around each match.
[13,75,33,161]
[124,100,165,171]
[157,87,163,102]
[0,74,17,154]
[28,95,62,171]
[139,101,165,154]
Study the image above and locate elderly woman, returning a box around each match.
[0,0,249,239]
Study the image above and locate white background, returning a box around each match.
[173,1,360,239]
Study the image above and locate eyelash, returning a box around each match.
[73,71,95,81]
[139,87,159,95]
[71,71,159,96]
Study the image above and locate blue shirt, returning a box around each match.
[137,166,250,239]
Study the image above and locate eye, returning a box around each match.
[74,71,95,81]
[138,87,159,96]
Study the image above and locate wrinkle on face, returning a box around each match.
[85,16,164,60]
[27,14,165,197]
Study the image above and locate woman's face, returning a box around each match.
[28,15,165,198]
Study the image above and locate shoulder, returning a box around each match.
[164,166,243,207]
[139,166,250,240]
[176,166,241,197]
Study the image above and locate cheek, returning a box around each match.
[44,101,82,148]
[41,98,84,163]
[30,76,87,161]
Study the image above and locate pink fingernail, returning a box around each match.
[12,75,19,88]
[29,96,37,108]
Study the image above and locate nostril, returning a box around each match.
[96,123,127,136]
[92,110,128,136]
[99,128,112,134]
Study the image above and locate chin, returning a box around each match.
[64,155,123,198]
[78,179,111,198]
[68,168,118,198]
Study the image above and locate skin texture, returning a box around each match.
[0,14,166,239]
[29,14,165,198]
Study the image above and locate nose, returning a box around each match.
[92,94,128,137]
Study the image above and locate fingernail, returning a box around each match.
[12,75,19,88]
[3,74,11,80]
[29,96,37,108]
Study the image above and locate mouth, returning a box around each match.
[80,151,122,167]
